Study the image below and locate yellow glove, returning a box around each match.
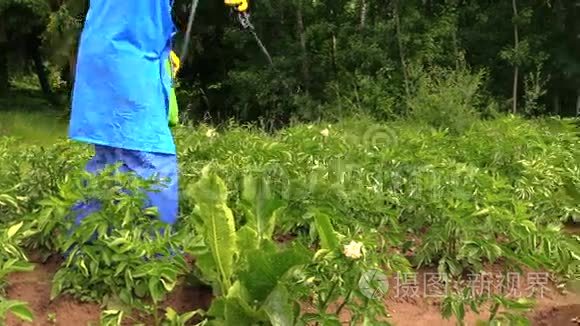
[224,0,248,12]
[169,51,180,76]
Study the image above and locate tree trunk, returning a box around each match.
[511,0,519,114]
[393,0,410,98]
[69,46,78,83]
[0,21,8,95]
[553,93,560,115]
[296,0,310,91]
[0,43,8,95]
[359,0,368,29]
[30,42,56,104]
[328,3,339,76]
[452,27,460,69]
[512,66,519,114]
[576,89,580,117]
[331,33,337,75]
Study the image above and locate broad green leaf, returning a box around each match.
[6,221,24,239]
[148,278,164,303]
[207,297,226,318]
[313,211,340,250]
[262,285,295,326]
[165,307,178,320]
[133,282,148,299]
[452,301,465,321]
[226,281,256,318]
[178,310,202,323]
[184,234,207,256]
[1,260,34,274]
[50,269,65,300]
[320,316,342,326]
[114,262,128,277]
[260,239,279,254]
[241,175,285,240]
[4,301,34,322]
[190,166,228,205]
[191,169,237,294]
[498,297,534,310]
[441,297,453,318]
[237,225,259,255]
[224,298,253,326]
[206,320,226,326]
[119,290,134,308]
[104,293,131,313]
[0,194,18,205]
[79,259,89,277]
[100,310,124,326]
[239,245,311,303]
[520,220,537,233]
[160,277,176,292]
[195,252,220,290]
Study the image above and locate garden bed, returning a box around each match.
[5,253,579,325]
[1,117,579,325]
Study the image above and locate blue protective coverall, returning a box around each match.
[69,0,178,224]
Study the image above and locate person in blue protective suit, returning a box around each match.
[69,0,249,225]
[69,0,180,225]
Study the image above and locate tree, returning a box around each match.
[1,0,579,119]
[0,0,52,99]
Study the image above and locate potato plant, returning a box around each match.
[0,220,35,324]
[36,167,192,322]
[0,115,578,325]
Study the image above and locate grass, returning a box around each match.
[0,88,68,146]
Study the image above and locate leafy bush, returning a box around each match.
[37,167,191,319]
[181,168,394,325]
[0,138,88,226]
[406,67,486,133]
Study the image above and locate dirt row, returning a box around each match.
[5,254,579,326]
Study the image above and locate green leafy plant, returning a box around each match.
[39,167,190,323]
[0,221,35,324]
[184,167,312,325]
[441,287,534,326]
[406,67,485,134]
[1,113,579,325]
[162,307,204,326]
[47,312,57,324]
[295,211,391,325]
[0,300,34,325]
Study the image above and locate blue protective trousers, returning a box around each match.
[68,0,179,227]
[72,145,179,225]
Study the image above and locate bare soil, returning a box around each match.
[5,255,579,326]
[533,305,580,326]
[383,268,580,326]
[5,255,212,326]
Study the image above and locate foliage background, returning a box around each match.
[0,0,579,123]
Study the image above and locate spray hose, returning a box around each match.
[178,0,273,67]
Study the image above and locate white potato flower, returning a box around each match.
[206,128,217,138]
[343,240,364,259]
